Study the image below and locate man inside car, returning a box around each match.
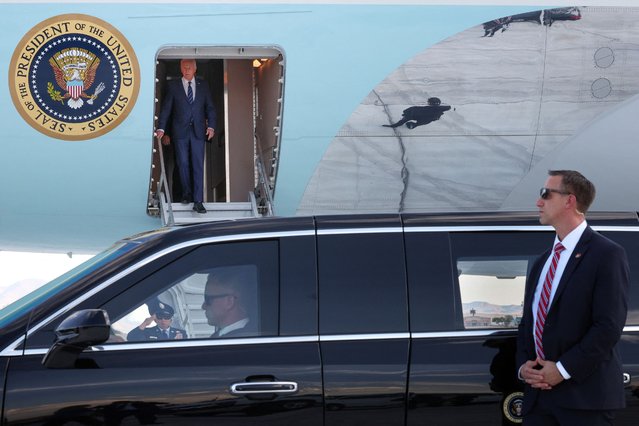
[202,266,258,337]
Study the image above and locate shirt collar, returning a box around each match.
[554,220,587,252]
[218,318,249,337]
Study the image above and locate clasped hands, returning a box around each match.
[520,357,565,390]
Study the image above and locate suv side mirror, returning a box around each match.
[42,309,111,369]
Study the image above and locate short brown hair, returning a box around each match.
[548,170,596,213]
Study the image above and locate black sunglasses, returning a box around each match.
[155,314,173,320]
[540,187,571,200]
[203,293,232,305]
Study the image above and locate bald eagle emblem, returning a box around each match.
[48,48,105,109]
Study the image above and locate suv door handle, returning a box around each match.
[230,381,298,395]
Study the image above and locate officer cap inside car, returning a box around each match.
[150,301,174,319]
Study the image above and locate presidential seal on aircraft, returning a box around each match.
[9,14,139,140]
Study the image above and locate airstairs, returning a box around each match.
[154,138,273,227]
[158,191,261,226]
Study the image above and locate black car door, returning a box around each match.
[316,215,410,426]
[3,235,322,425]
[405,228,551,426]
[598,230,639,425]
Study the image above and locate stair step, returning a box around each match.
[167,202,257,224]
[170,202,252,212]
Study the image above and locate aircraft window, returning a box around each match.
[457,258,527,329]
[105,240,279,343]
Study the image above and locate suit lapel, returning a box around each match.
[194,79,204,106]
[525,253,547,312]
[176,79,194,105]
[550,226,593,309]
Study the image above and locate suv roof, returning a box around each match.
[123,211,639,250]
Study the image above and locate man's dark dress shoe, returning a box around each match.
[181,196,191,204]
[193,202,206,214]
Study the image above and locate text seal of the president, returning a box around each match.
[9,14,140,140]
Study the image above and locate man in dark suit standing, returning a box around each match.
[517,170,629,425]
[156,59,216,214]
[127,302,187,341]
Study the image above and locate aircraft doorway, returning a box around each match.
[148,46,284,224]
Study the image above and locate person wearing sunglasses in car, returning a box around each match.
[202,266,258,338]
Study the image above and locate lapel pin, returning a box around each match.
[575,253,582,258]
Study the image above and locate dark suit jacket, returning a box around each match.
[213,319,259,338]
[516,226,629,413]
[157,77,216,140]
[127,325,187,342]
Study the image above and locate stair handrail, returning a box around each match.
[254,135,274,216]
[155,134,175,226]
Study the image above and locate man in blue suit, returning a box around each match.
[156,59,216,214]
[517,170,629,425]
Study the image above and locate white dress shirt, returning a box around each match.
[182,77,196,100]
[532,220,587,379]
[218,318,249,337]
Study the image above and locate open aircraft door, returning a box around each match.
[148,46,284,225]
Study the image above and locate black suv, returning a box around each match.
[1,212,638,425]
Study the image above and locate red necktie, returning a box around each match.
[534,242,565,360]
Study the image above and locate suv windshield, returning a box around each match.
[0,242,137,329]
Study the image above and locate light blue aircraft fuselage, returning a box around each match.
[2,1,638,253]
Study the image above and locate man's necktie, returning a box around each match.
[187,81,194,104]
[534,242,565,360]
[163,329,169,340]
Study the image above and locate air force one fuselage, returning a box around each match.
[3,1,639,254]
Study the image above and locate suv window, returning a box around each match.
[450,232,551,330]
[599,231,639,325]
[406,231,456,332]
[105,240,279,342]
[318,231,408,334]
[407,230,552,332]
[457,257,528,329]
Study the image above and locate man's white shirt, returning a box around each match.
[531,220,587,379]
[182,77,196,100]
